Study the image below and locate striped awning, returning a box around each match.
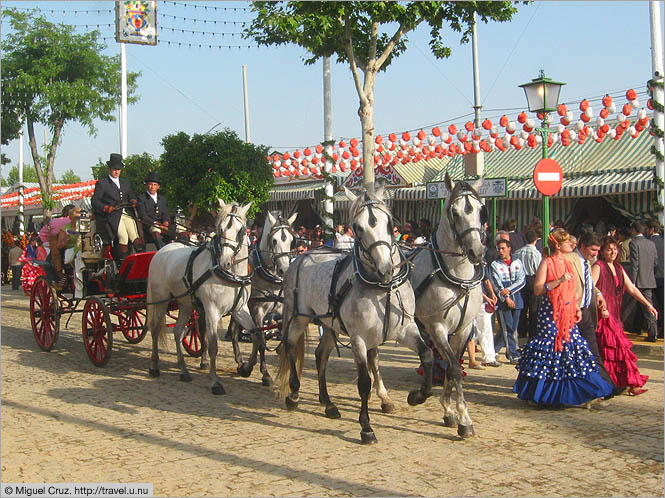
[270,181,324,201]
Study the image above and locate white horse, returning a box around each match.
[146,200,256,395]
[275,183,433,445]
[409,173,486,438]
[229,211,297,386]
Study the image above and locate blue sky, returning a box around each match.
[0,1,660,182]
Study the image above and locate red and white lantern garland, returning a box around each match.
[269,89,652,178]
[0,179,98,208]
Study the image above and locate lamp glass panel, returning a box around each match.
[523,83,545,112]
[543,82,562,111]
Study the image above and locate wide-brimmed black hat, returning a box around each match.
[144,171,162,185]
[107,153,124,169]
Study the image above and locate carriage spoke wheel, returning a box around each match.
[30,277,60,351]
[119,306,147,344]
[182,310,203,358]
[82,297,113,367]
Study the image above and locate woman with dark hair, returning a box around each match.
[591,236,656,396]
[513,228,614,407]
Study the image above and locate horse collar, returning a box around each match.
[251,243,283,285]
[430,234,483,289]
[352,241,410,290]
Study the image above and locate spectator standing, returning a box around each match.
[335,224,354,251]
[514,230,542,339]
[513,228,614,407]
[626,221,658,342]
[485,230,508,267]
[592,236,655,396]
[490,239,526,364]
[565,231,615,390]
[295,225,309,248]
[392,225,401,241]
[475,264,501,368]
[505,219,525,252]
[646,220,664,338]
[8,239,23,290]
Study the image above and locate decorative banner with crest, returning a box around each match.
[116,1,157,45]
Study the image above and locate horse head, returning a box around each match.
[216,199,251,270]
[443,172,487,265]
[263,211,298,277]
[345,182,395,284]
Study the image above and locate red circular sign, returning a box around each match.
[533,158,563,196]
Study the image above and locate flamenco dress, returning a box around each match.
[594,260,648,390]
[513,257,614,406]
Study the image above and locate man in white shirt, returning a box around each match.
[513,230,542,339]
[335,224,354,251]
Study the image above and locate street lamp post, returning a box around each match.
[519,70,566,236]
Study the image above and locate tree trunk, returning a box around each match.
[359,98,375,187]
[26,119,52,221]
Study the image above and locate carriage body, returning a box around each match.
[29,217,202,366]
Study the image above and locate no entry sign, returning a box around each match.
[533,158,563,196]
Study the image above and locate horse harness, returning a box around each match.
[181,208,252,314]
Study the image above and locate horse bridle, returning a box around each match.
[446,185,488,251]
[253,218,293,284]
[216,206,246,259]
[352,198,397,271]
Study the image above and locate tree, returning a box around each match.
[160,128,272,218]
[245,1,518,185]
[92,153,159,198]
[1,165,41,186]
[1,8,140,220]
[58,169,81,185]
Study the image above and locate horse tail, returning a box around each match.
[274,313,306,401]
[146,278,169,349]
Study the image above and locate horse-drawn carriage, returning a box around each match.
[29,211,203,366]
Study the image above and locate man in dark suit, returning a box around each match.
[565,231,615,390]
[647,220,664,338]
[91,153,143,264]
[137,171,170,249]
[628,221,658,342]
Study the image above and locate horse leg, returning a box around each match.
[367,348,396,414]
[398,322,433,406]
[173,306,194,383]
[228,318,246,371]
[440,376,457,428]
[315,326,340,419]
[198,310,209,370]
[426,323,463,427]
[149,303,168,377]
[203,306,225,395]
[450,329,475,438]
[232,306,258,378]
[283,315,309,410]
[351,337,376,444]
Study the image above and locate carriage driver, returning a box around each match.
[136,171,170,249]
[91,153,144,265]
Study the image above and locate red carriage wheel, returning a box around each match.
[119,306,147,344]
[182,310,204,358]
[30,277,60,351]
[82,296,113,367]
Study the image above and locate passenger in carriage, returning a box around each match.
[91,153,143,265]
[55,207,85,297]
[136,171,170,250]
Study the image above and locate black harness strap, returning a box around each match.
[327,254,354,336]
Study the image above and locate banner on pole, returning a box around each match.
[116,1,158,45]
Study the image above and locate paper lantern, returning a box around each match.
[376,144,384,153]
[402,132,411,142]
[350,159,358,167]
[602,95,612,108]
[315,144,324,154]
[622,103,632,116]
[464,121,474,132]
[350,138,358,148]
[431,127,441,137]
[427,135,436,146]
[584,107,593,119]
[448,124,457,135]
[506,122,516,134]
[556,104,567,116]
[457,130,467,141]
[579,99,589,111]
[417,129,426,140]
[599,108,609,119]
[293,150,301,159]
[303,147,312,156]
[626,89,637,101]
[499,115,508,128]
[388,133,397,142]
[375,135,383,144]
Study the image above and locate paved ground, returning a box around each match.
[1,286,663,497]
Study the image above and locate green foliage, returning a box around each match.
[245,2,519,69]
[2,164,41,186]
[160,128,272,216]
[91,153,160,197]
[58,168,81,185]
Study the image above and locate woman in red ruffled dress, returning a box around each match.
[592,236,657,396]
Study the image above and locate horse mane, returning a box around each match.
[215,202,243,229]
[348,187,389,221]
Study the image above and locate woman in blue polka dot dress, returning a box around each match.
[513,228,614,407]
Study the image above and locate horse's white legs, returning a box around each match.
[367,348,396,414]
[450,327,474,437]
[148,302,169,377]
[350,335,377,444]
[231,304,260,379]
[315,326,341,418]
[202,304,225,395]
[172,304,194,383]
[397,322,433,406]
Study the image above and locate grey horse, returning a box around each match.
[275,183,433,444]
[146,200,257,395]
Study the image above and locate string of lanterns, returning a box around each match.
[268,89,654,180]
[163,2,250,12]
[0,180,97,208]
[98,36,255,49]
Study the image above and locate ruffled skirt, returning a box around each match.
[596,314,648,389]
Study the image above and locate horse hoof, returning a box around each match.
[325,405,341,419]
[237,363,253,378]
[148,368,160,378]
[179,372,192,382]
[200,363,209,370]
[457,424,475,438]
[261,376,273,387]
[285,396,299,411]
[212,384,226,395]
[360,431,377,445]
[407,390,430,406]
[381,403,396,414]
[443,414,458,428]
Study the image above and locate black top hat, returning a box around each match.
[144,171,162,185]
[107,153,124,169]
